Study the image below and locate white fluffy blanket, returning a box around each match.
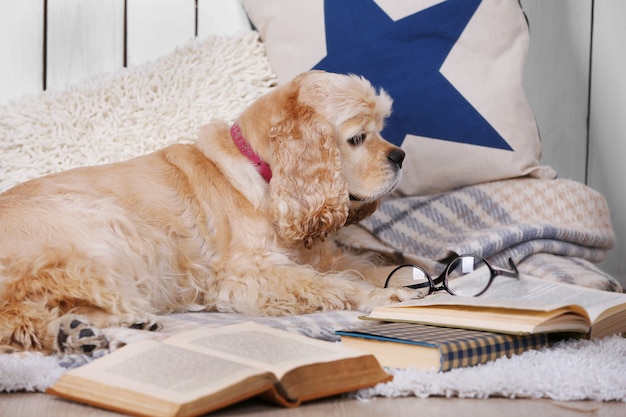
[0,32,623,402]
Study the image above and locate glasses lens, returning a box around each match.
[445,255,492,296]
[386,265,431,296]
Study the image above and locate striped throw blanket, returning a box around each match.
[354,177,621,292]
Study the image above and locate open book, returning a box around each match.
[46,322,391,417]
[364,270,626,339]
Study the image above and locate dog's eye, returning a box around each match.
[348,133,366,146]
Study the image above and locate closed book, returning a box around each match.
[336,322,550,372]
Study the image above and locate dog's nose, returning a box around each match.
[388,148,406,169]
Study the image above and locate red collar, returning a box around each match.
[230,123,272,182]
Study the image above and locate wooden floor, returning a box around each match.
[2,392,624,417]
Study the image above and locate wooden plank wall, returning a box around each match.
[1,0,625,288]
[587,0,626,286]
[0,0,44,101]
[0,0,249,98]
[46,0,124,92]
[521,0,625,287]
[521,0,591,186]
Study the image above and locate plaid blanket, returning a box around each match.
[354,177,621,292]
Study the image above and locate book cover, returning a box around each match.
[336,322,550,372]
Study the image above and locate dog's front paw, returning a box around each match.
[115,314,162,332]
[391,286,423,303]
[357,287,422,313]
[56,315,109,356]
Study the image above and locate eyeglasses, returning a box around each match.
[383,255,519,297]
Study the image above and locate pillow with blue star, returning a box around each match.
[242,0,556,196]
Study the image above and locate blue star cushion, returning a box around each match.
[242,0,556,195]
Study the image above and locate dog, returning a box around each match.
[0,70,417,355]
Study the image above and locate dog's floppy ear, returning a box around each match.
[268,95,349,248]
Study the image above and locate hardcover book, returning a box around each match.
[336,322,550,372]
[46,322,391,417]
[364,271,626,339]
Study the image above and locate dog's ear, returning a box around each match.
[268,99,349,248]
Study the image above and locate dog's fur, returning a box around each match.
[0,71,416,355]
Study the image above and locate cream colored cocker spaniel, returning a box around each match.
[0,71,417,355]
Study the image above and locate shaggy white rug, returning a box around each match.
[0,31,624,403]
[357,334,626,402]
[1,314,625,402]
[0,31,277,192]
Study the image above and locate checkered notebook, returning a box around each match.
[336,322,550,372]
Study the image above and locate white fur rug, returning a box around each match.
[1,314,624,402]
[0,32,624,402]
[357,334,626,402]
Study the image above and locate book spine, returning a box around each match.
[438,333,549,372]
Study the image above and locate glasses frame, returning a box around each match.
[384,255,520,297]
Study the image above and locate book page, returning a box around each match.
[64,339,270,404]
[166,322,367,378]
[388,269,626,324]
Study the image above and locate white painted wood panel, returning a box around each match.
[0,0,43,105]
[588,0,626,286]
[46,0,124,92]
[126,0,195,67]
[520,0,591,184]
[198,0,250,37]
